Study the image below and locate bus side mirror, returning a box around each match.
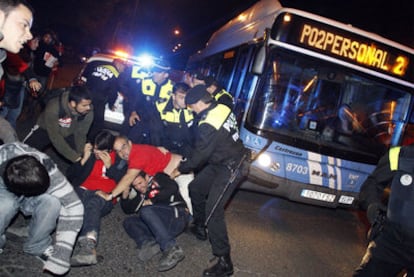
[251,46,266,75]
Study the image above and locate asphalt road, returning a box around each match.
[0,62,368,276]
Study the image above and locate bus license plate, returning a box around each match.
[301,189,335,202]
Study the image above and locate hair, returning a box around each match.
[173,82,190,95]
[69,85,91,104]
[0,0,34,16]
[94,130,115,152]
[137,170,147,179]
[200,92,214,104]
[3,155,50,196]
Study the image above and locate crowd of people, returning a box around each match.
[0,1,413,277]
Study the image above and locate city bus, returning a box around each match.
[186,0,414,208]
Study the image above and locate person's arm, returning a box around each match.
[120,190,143,214]
[106,155,128,182]
[73,111,94,156]
[358,151,393,210]
[149,173,178,205]
[42,100,82,162]
[178,124,217,173]
[96,168,140,200]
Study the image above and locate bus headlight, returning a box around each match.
[257,153,272,167]
[257,153,280,172]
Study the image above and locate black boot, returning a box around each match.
[190,224,207,241]
[203,255,233,277]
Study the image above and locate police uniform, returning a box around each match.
[159,97,195,157]
[127,77,173,145]
[212,88,234,110]
[82,62,121,139]
[178,85,248,277]
[354,145,414,276]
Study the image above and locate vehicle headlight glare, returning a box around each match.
[257,154,271,167]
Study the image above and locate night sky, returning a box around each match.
[29,0,413,68]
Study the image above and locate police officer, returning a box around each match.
[126,59,173,146]
[159,82,195,158]
[353,145,414,276]
[159,82,195,214]
[172,85,248,277]
[81,58,126,139]
[191,72,234,110]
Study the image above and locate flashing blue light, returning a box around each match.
[137,54,154,68]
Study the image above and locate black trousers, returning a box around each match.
[353,221,414,276]
[189,159,247,257]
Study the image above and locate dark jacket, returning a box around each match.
[120,172,186,214]
[178,102,246,173]
[36,89,94,162]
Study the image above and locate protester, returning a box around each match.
[95,135,182,202]
[23,85,93,163]
[67,130,127,266]
[122,171,189,271]
[0,142,84,275]
[0,0,34,78]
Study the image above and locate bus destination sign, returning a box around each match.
[273,13,413,82]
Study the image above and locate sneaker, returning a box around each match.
[36,245,55,264]
[157,245,185,272]
[137,240,160,262]
[71,238,97,267]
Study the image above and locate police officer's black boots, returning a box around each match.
[202,254,233,277]
[190,224,207,241]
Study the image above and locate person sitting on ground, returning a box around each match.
[66,130,127,266]
[0,142,84,275]
[121,170,190,272]
[95,135,182,202]
[23,85,93,163]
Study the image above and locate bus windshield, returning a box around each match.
[247,49,412,161]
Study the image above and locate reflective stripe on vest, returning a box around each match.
[160,108,193,124]
[102,65,120,78]
[389,146,401,171]
[214,89,233,101]
[199,104,231,130]
[131,66,149,79]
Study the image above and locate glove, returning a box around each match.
[366,202,386,225]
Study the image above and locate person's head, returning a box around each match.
[172,82,190,109]
[68,85,92,116]
[27,34,39,51]
[190,70,207,87]
[0,0,33,53]
[151,59,170,85]
[203,76,221,94]
[113,135,132,161]
[185,84,213,114]
[93,130,115,160]
[131,170,149,194]
[3,154,50,196]
[41,30,54,45]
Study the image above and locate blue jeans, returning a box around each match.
[74,187,113,243]
[0,182,61,255]
[123,205,189,251]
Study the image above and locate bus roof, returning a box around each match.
[189,0,413,63]
[189,0,282,62]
